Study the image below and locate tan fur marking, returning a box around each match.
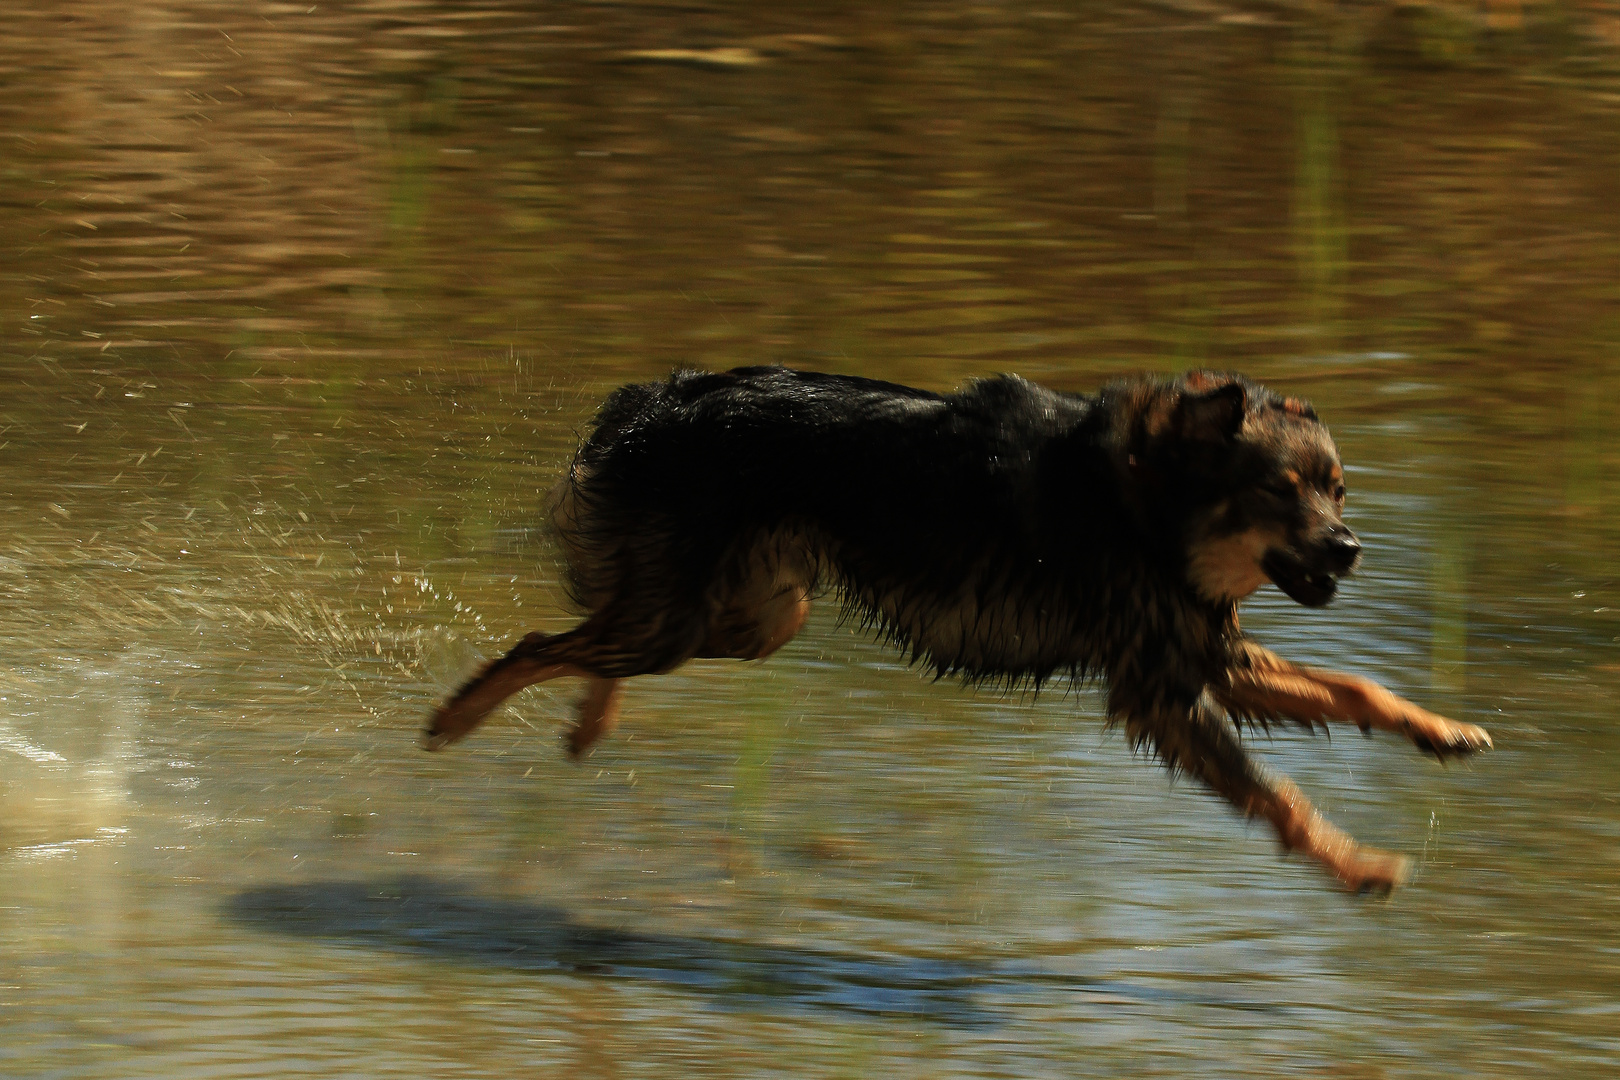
[755,591,812,658]
[1252,776,1410,892]
[704,586,812,660]
[700,526,819,660]
[1187,526,1284,603]
[1219,646,1493,755]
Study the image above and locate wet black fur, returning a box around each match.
[555,365,1335,744]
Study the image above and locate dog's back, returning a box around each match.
[553,366,1133,683]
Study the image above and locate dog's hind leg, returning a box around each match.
[567,676,624,757]
[562,585,809,755]
[706,588,812,660]
[1219,643,1491,759]
[421,630,595,751]
[752,590,811,659]
[1123,694,1410,893]
[423,589,713,751]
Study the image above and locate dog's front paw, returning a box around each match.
[1408,714,1492,760]
[1336,847,1411,896]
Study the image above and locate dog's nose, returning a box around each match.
[1324,527,1361,572]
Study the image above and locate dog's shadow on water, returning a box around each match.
[227,876,1280,1026]
[228,875,1003,1024]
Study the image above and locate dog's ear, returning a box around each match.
[1177,381,1246,443]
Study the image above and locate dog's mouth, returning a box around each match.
[1261,549,1341,607]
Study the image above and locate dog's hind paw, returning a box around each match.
[419,721,458,752]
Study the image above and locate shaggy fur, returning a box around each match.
[424,366,1491,893]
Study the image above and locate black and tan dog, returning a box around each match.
[424,366,1490,892]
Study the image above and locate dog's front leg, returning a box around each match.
[1219,642,1491,758]
[1120,693,1410,893]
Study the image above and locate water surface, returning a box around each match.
[3,3,1618,1077]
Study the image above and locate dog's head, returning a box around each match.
[1138,372,1359,608]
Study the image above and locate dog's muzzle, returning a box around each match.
[1261,526,1360,607]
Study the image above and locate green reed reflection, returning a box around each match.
[1429,523,1471,702]
[1290,30,1349,343]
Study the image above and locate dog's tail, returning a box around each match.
[421,632,582,751]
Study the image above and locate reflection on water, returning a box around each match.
[3,2,1619,1077]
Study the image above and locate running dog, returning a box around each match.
[423,366,1491,893]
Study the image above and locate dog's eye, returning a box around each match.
[1332,484,1346,502]
[1262,479,1295,498]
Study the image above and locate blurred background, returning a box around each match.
[2,2,1617,1076]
